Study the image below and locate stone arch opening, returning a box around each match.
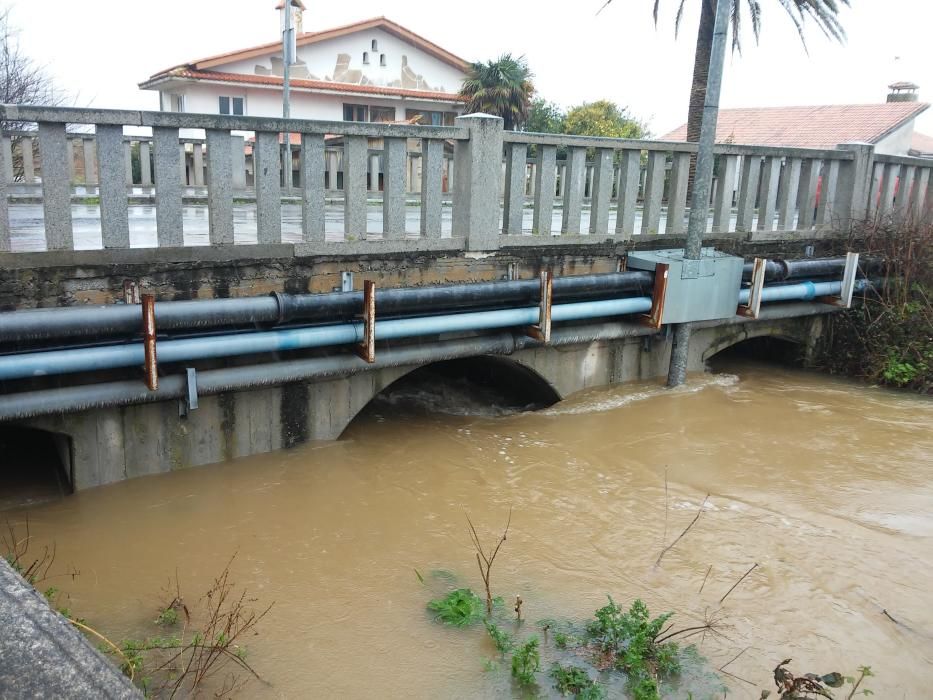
[0,425,73,511]
[342,356,560,435]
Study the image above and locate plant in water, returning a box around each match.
[551,663,605,699]
[583,598,697,699]
[465,507,512,618]
[104,556,272,697]
[427,588,485,627]
[511,636,540,688]
[485,620,514,655]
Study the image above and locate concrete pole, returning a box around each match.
[667,0,730,388]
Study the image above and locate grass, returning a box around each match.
[427,588,486,627]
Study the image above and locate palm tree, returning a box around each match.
[459,54,535,131]
[606,0,850,144]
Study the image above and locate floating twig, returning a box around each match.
[719,563,758,605]
[699,564,713,594]
[656,494,710,566]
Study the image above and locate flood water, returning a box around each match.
[5,359,933,698]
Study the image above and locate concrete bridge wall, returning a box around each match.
[20,313,822,491]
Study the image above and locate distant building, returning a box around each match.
[662,84,930,158]
[139,11,469,126]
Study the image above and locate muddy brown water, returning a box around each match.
[5,360,933,698]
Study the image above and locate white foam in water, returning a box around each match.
[543,373,741,416]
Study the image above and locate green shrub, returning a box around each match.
[427,588,485,627]
[551,663,605,698]
[511,636,540,687]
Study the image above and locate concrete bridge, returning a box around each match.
[0,105,929,496]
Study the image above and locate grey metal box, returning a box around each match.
[626,248,743,324]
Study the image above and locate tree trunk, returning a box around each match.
[686,0,718,198]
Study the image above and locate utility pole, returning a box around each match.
[666,0,731,387]
[281,0,295,188]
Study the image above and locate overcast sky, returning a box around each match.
[9,0,933,136]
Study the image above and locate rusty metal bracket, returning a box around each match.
[355,279,376,363]
[123,280,140,305]
[142,293,158,391]
[641,262,669,329]
[817,251,860,308]
[524,270,552,343]
[737,257,767,318]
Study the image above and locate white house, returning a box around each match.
[139,11,470,126]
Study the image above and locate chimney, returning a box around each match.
[887,81,919,103]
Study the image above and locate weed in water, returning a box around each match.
[155,607,179,626]
[427,588,485,627]
[465,508,512,618]
[485,620,514,655]
[511,636,540,688]
[551,663,605,699]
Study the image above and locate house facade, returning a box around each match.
[139,15,469,126]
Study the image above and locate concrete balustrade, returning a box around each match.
[0,104,930,256]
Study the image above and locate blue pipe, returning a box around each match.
[0,297,654,380]
[737,278,870,305]
[0,278,871,382]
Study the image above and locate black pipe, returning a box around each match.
[741,256,880,282]
[0,271,655,345]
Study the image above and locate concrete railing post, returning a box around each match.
[836,143,875,226]
[453,113,503,251]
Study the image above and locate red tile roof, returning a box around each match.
[662,103,930,148]
[910,131,933,155]
[151,68,466,103]
[145,16,469,81]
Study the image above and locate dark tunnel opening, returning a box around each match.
[0,426,73,511]
[351,356,561,428]
[707,336,806,373]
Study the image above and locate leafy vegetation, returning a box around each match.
[583,598,681,699]
[523,97,648,140]
[485,620,514,655]
[427,588,487,627]
[551,663,606,698]
[458,54,534,131]
[511,636,541,687]
[820,220,932,393]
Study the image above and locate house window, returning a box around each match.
[171,94,185,112]
[219,96,244,116]
[371,39,378,51]
[406,109,457,127]
[343,104,368,122]
[380,53,386,67]
[362,51,369,65]
[369,106,395,123]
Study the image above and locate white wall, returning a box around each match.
[164,80,461,123]
[218,27,466,94]
[875,120,916,156]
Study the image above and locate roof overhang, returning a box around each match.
[140,71,467,106]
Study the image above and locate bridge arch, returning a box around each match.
[336,355,562,438]
[695,317,818,366]
[0,424,73,510]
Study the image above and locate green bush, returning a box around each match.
[511,636,540,687]
[427,588,485,627]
